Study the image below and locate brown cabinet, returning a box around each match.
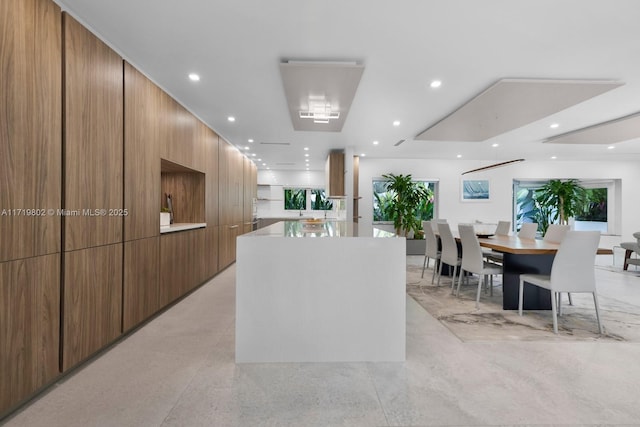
[219,141,244,226]
[62,244,123,371]
[0,254,60,414]
[124,62,161,241]
[219,223,241,269]
[204,226,220,279]
[203,124,220,227]
[123,237,160,332]
[159,229,206,307]
[325,150,345,196]
[63,13,124,251]
[0,0,61,262]
[159,97,204,173]
[243,157,257,233]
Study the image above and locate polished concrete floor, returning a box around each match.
[5,257,640,426]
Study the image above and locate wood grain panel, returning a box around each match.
[159,96,203,172]
[242,157,257,224]
[0,254,59,415]
[160,172,205,224]
[63,14,123,251]
[0,0,61,262]
[62,244,122,371]
[204,226,219,279]
[218,140,233,226]
[325,151,345,196]
[159,229,205,307]
[124,62,161,241]
[123,237,159,332]
[203,124,219,226]
[218,223,240,269]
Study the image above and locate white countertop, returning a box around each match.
[160,222,207,234]
[246,220,396,238]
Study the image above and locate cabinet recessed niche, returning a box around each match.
[160,159,206,233]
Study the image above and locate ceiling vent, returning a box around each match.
[260,142,291,145]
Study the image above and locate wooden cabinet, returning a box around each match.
[124,62,161,241]
[0,254,60,414]
[219,141,244,226]
[159,229,206,307]
[123,237,160,332]
[204,226,220,279]
[0,0,61,262]
[159,97,204,173]
[325,150,345,196]
[203,124,220,227]
[243,157,257,233]
[62,244,123,371]
[63,13,123,251]
[219,223,241,269]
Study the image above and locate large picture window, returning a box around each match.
[284,188,333,211]
[373,179,437,223]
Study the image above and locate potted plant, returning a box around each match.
[382,174,430,241]
[534,179,585,234]
[160,207,171,228]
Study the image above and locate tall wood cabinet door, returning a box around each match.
[0,0,61,262]
[0,254,60,414]
[204,226,220,279]
[218,141,234,226]
[204,125,220,227]
[123,237,159,332]
[160,98,202,172]
[219,223,240,269]
[124,62,161,241]
[62,244,123,372]
[159,229,206,307]
[63,14,123,251]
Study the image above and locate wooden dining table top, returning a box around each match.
[477,235,560,255]
[477,234,611,255]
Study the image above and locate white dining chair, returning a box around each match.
[484,220,511,264]
[437,222,461,288]
[421,220,441,284]
[458,224,503,308]
[543,224,570,243]
[518,230,603,334]
[518,222,538,240]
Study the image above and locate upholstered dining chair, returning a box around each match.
[518,230,603,334]
[621,231,640,270]
[421,220,441,284]
[484,220,511,264]
[543,224,570,243]
[518,222,538,240]
[436,222,461,288]
[458,224,503,308]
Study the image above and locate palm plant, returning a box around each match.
[382,173,429,237]
[535,179,586,225]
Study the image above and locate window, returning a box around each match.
[284,188,333,211]
[372,178,437,223]
[513,179,619,235]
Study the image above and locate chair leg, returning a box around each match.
[476,275,484,308]
[568,292,573,305]
[593,292,604,334]
[518,278,524,316]
[437,260,443,287]
[456,269,464,296]
[421,256,428,278]
[431,259,438,284]
[450,266,459,295]
[490,274,494,297]
[551,291,558,334]
[624,249,632,271]
[558,292,562,317]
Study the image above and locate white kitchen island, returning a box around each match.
[235,220,406,363]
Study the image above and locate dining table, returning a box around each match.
[477,234,610,310]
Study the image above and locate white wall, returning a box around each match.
[358,158,640,248]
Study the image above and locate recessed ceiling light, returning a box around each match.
[492,143,499,147]
[188,73,200,81]
[551,156,557,159]
[227,116,235,122]
[360,153,366,157]
[304,147,309,151]
[373,140,379,145]
[244,146,249,150]
[304,153,309,157]
[257,158,261,161]
[305,159,309,162]
[262,163,266,166]
[456,154,462,158]
[607,145,615,149]
[393,120,400,127]
[248,139,254,143]
[430,80,442,88]
[550,123,559,129]
[251,153,256,157]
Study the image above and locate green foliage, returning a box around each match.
[575,188,607,221]
[284,188,306,210]
[381,173,432,237]
[310,189,333,210]
[535,179,586,225]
